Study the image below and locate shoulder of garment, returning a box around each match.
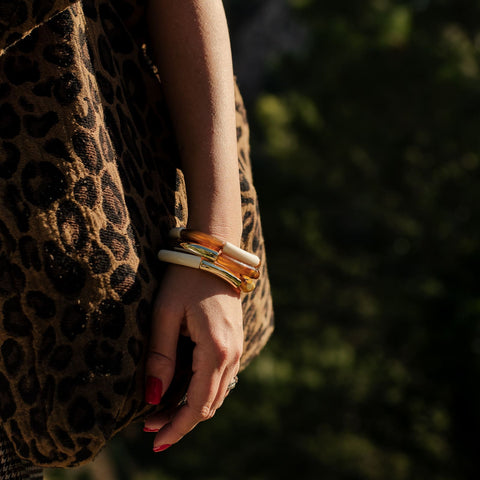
[0,0,78,56]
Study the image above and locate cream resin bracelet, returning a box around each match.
[157,250,256,293]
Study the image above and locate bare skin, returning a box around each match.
[143,0,244,451]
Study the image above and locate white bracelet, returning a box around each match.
[157,250,247,292]
[158,249,202,269]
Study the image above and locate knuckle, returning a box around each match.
[231,345,243,365]
[196,404,213,421]
[211,340,243,367]
[213,343,230,364]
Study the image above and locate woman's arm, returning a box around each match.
[147,0,242,242]
[143,0,244,451]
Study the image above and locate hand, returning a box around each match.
[143,264,243,452]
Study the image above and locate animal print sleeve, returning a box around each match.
[0,0,78,56]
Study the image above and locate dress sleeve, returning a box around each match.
[0,0,78,55]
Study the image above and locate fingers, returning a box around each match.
[144,294,183,405]
[144,368,238,434]
[146,344,240,452]
[212,366,239,408]
[143,411,171,433]
[150,345,223,449]
[143,267,244,452]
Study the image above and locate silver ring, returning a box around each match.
[227,375,239,392]
[177,375,238,407]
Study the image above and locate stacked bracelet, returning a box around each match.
[157,228,260,293]
[176,243,260,279]
[170,228,260,267]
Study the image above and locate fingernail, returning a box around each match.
[143,426,159,433]
[153,444,171,453]
[145,376,163,405]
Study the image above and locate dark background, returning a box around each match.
[49,0,480,478]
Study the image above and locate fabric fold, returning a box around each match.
[0,0,78,56]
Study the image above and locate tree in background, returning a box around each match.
[250,0,480,478]
[48,1,480,479]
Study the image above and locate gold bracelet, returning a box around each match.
[169,228,261,268]
[157,250,256,293]
[176,242,260,279]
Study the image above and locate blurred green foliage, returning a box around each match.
[48,0,480,479]
[248,0,480,478]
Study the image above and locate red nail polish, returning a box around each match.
[143,426,159,433]
[153,444,171,452]
[145,376,163,405]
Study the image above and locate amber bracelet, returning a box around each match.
[157,250,256,293]
[176,242,260,280]
[169,228,261,268]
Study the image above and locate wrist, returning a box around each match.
[186,216,242,243]
[186,196,242,246]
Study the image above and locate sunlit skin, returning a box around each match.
[143,0,244,451]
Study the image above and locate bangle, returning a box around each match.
[157,250,256,293]
[169,228,260,268]
[160,228,260,293]
[176,242,260,279]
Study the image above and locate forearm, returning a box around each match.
[146,0,242,245]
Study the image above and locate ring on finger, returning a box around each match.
[226,375,239,392]
[178,376,239,407]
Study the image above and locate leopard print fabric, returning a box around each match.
[0,0,273,469]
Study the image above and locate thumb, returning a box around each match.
[144,297,182,405]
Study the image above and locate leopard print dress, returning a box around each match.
[0,0,274,471]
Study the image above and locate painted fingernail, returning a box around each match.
[143,426,159,433]
[145,376,163,405]
[153,444,171,453]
